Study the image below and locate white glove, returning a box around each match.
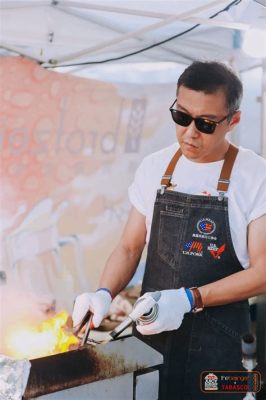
[136,288,191,335]
[72,290,112,328]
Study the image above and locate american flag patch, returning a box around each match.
[197,218,216,235]
[184,241,203,252]
[199,222,213,233]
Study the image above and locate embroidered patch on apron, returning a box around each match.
[192,218,217,241]
[197,218,216,235]
[182,240,203,257]
[207,243,226,259]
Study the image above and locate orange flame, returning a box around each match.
[5,311,79,360]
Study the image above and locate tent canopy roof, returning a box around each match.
[0,0,265,73]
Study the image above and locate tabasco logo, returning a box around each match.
[204,373,218,391]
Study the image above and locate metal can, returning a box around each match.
[135,299,159,326]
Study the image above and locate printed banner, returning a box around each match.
[0,57,175,310]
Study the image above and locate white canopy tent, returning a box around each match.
[0,0,265,69]
[0,0,265,155]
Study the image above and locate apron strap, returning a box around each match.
[160,143,239,196]
[217,143,239,200]
[160,147,182,194]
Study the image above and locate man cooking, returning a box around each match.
[72,61,266,399]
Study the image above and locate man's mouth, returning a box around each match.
[183,142,198,149]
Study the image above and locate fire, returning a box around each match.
[5,311,79,360]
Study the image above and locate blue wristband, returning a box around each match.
[97,287,113,299]
[185,288,194,311]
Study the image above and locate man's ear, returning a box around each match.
[228,110,241,131]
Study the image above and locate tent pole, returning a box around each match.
[50,0,224,64]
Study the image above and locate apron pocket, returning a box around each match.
[158,208,186,269]
[204,303,250,342]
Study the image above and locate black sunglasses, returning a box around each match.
[169,100,230,134]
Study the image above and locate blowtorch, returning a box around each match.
[109,291,161,340]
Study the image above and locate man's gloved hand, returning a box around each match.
[136,288,191,335]
[72,289,112,328]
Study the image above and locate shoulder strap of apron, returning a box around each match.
[216,143,239,200]
[160,148,182,194]
[160,144,239,197]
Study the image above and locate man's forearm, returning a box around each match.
[200,264,266,307]
[98,244,143,298]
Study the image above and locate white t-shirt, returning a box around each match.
[128,143,266,269]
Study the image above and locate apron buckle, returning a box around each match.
[218,191,226,201]
[160,185,167,195]
[217,178,229,201]
[160,175,172,195]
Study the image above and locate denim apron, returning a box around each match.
[134,144,250,400]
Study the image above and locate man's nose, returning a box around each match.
[183,121,200,138]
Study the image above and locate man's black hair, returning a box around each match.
[177,60,243,115]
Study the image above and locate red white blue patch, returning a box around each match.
[207,243,226,259]
[183,240,203,257]
[197,218,216,235]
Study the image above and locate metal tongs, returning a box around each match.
[74,309,94,346]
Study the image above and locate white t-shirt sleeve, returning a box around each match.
[237,148,266,224]
[128,144,179,216]
[128,159,147,216]
[247,179,266,223]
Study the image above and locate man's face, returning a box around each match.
[174,86,241,163]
